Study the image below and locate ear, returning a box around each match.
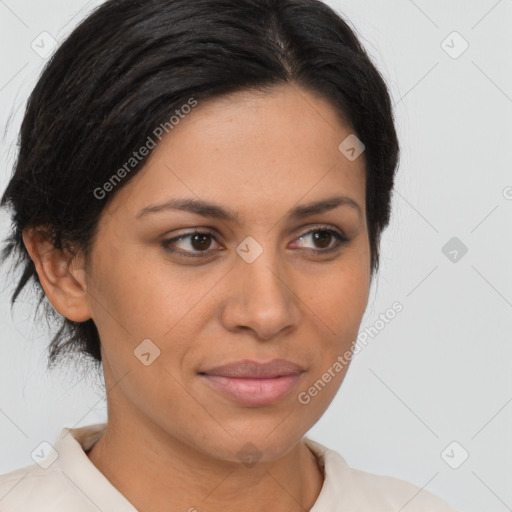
[22,227,92,322]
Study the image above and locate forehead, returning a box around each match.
[105,84,366,222]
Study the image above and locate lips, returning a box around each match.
[199,358,305,378]
[199,359,305,406]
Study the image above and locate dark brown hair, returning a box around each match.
[0,0,399,369]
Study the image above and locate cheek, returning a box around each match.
[306,248,370,341]
[295,254,369,423]
[87,241,221,377]
[88,241,177,332]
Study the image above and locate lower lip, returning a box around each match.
[200,373,303,406]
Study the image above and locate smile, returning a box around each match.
[198,358,305,406]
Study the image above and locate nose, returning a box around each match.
[219,247,299,341]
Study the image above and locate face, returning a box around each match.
[83,83,370,463]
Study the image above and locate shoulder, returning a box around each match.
[0,423,137,512]
[0,460,92,512]
[348,466,458,511]
[304,438,459,512]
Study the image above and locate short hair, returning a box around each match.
[0,0,399,369]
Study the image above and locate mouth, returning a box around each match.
[198,359,305,407]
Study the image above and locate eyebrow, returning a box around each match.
[136,194,362,222]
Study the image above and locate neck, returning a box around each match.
[87,418,324,512]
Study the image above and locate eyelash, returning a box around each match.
[160,226,349,259]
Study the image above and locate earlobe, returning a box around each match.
[22,227,92,322]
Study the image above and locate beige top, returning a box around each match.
[0,423,458,511]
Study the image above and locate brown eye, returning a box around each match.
[311,230,333,249]
[161,231,220,257]
[292,227,348,252]
[189,233,213,251]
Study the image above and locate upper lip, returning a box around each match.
[199,358,305,378]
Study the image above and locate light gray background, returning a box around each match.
[1,1,511,511]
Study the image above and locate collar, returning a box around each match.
[57,423,350,511]
[55,423,137,511]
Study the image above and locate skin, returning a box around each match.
[23,83,370,512]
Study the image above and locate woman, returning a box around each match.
[0,0,458,510]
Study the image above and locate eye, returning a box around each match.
[161,226,349,258]
[161,230,220,258]
[289,227,348,253]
